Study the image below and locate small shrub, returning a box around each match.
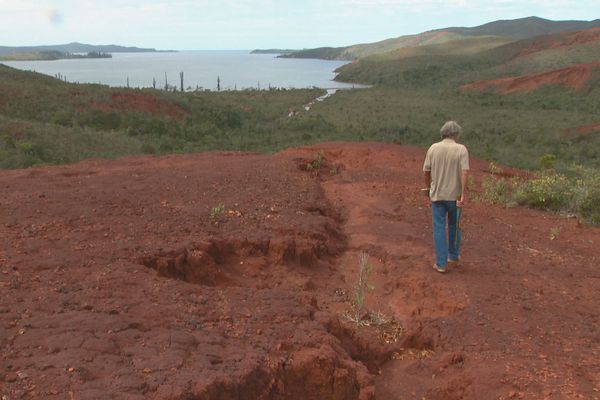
[306,152,325,171]
[330,163,339,175]
[488,161,503,176]
[479,176,510,204]
[210,204,225,219]
[141,142,157,154]
[539,154,557,170]
[18,141,34,154]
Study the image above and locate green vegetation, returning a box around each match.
[1,18,600,223]
[307,152,325,171]
[479,166,600,224]
[283,17,600,60]
[210,204,226,220]
[0,64,325,167]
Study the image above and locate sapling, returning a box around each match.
[353,251,374,324]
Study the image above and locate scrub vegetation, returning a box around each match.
[1,19,600,222]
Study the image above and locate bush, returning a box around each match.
[479,176,510,204]
[481,166,600,225]
[513,172,572,211]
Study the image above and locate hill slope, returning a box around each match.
[2,143,600,399]
[283,17,600,60]
[446,16,600,38]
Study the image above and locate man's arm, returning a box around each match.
[458,169,468,207]
[423,171,431,198]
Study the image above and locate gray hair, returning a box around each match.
[440,121,462,139]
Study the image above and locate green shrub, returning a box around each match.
[539,154,557,170]
[578,187,600,224]
[506,166,600,224]
[479,176,510,204]
[210,204,226,220]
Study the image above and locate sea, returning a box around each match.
[1,50,361,91]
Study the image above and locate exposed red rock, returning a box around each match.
[461,62,600,94]
[1,142,599,399]
[577,122,600,134]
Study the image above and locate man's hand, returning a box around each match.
[458,170,468,208]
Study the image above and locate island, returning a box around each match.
[250,49,299,55]
[0,42,175,61]
[0,51,113,61]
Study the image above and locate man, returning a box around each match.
[423,121,469,273]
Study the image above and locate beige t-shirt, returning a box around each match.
[423,138,469,201]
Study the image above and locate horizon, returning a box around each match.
[1,1,599,50]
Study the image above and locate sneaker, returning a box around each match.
[433,264,447,273]
[448,257,460,265]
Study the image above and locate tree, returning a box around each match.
[217,76,221,92]
[164,72,168,91]
[153,77,156,89]
[180,71,184,92]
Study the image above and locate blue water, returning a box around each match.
[1,50,360,90]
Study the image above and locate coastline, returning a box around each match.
[0,51,363,91]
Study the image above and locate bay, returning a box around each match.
[1,50,360,90]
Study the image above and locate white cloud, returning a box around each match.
[0,0,599,49]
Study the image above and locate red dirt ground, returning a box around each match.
[517,27,600,58]
[460,62,600,94]
[91,91,189,119]
[1,142,600,399]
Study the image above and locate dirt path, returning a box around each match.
[294,143,600,399]
[1,142,599,399]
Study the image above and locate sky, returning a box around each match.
[1,0,599,50]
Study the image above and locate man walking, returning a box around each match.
[423,121,469,273]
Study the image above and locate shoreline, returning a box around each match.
[0,51,367,91]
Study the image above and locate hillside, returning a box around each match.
[283,17,600,60]
[2,143,600,399]
[461,62,600,94]
[0,63,329,169]
[282,30,466,61]
[336,24,600,86]
[445,16,600,38]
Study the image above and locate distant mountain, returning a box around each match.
[0,42,164,56]
[283,17,600,60]
[250,49,299,55]
[446,16,600,38]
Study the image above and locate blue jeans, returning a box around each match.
[432,201,461,269]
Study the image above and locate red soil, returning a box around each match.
[518,27,600,58]
[91,91,189,119]
[461,62,600,94]
[577,122,600,135]
[1,142,600,399]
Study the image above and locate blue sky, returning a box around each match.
[1,0,599,50]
